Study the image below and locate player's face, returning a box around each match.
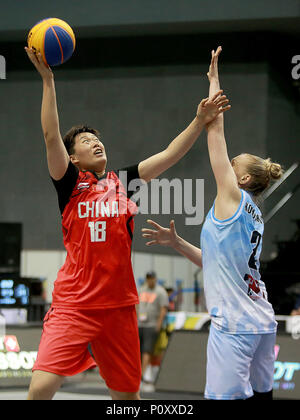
[71,132,107,173]
[231,154,251,187]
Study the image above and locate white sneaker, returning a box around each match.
[140,381,155,393]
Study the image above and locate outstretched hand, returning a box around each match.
[142,219,178,248]
[196,90,231,125]
[207,46,222,82]
[25,47,53,80]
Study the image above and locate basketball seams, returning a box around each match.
[65,28,76,49]
[42,26,49,66]
[28,20,49,53]
[57,25,76,50]
[47,18,76,50]
[49,26,64,64]
[28,18,75,66]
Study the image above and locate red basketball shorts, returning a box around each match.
[33,305,141,393]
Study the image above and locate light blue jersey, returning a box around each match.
[201,190,277,335]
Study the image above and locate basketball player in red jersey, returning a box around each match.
[25,47,230,400]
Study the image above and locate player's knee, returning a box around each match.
[28,371,64,400]
[28,381,48,400]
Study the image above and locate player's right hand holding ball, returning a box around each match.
[25,47,53,81]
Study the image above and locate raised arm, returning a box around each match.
[138,91,230,183]
[142,220,202,268]
[206,47,241,219]
[25,48,69,180]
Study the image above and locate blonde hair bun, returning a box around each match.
[264,158,283,180]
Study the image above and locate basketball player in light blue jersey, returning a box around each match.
[142,47,283,400]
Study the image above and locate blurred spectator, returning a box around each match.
[138,271,169,383]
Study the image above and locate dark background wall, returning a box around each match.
[0,1,299,261]
[0,0,299,39]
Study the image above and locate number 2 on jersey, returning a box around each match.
[248,230,262,271]
[88,221,107,242]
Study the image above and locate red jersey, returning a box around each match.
[51,162,141,309]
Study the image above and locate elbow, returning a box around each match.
[43,131,61,145]
[43,132,52,143]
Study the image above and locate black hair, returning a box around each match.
[63,125,100,155]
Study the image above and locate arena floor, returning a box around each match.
[0,389,204,400]
[0,386,205,400]
[0,371,205,400]
[0,370,289,400]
